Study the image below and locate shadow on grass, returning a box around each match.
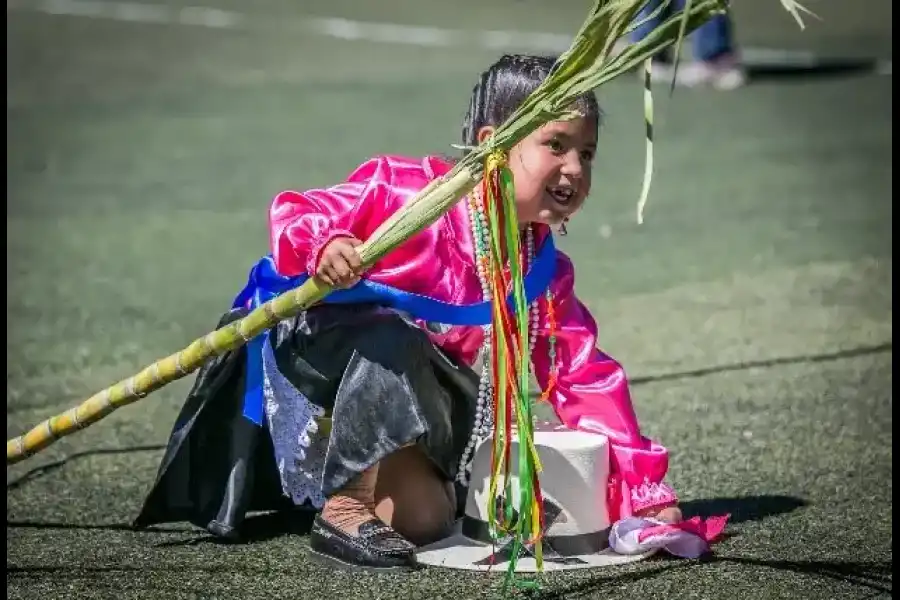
[631,342,891,386]
[745,59,889,83]
[7,508,314,543]
[678,494,809,525]
[7,444,167,492]
[9,557,890,598]
[644,58,889,88]
[529,494,891,599]
[527,493,815,600]
[527,557,891,600]
[6,519,195,534]
[6,444,190,535]
[710,556,891,596]
[151,509,318,547]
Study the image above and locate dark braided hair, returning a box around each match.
[461,54,602,149]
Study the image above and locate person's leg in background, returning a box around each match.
[629,0,747,90]
[629,0,678,82]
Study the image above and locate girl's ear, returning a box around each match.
[476,126,496,145]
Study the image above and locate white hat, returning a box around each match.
[416,422,657,572]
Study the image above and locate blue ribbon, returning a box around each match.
[233,235,557,425]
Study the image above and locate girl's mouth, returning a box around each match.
[547,186,574,207]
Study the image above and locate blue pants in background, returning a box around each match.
[631,0,735,62]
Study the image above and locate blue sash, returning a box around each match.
[233,235,557,424]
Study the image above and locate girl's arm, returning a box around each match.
[531,250,678,519]
[269,157,397,276]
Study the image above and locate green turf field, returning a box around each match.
[7,1,892,598]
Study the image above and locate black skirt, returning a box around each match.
[133,304,479,539]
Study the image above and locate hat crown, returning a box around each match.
[464,423,611,537]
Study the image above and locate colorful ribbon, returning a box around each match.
[480,149,547,584]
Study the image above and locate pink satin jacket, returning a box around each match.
[269,154,677,519]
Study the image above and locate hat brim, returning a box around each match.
[416,520,658,572]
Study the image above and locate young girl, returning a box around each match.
[134,53,681,571]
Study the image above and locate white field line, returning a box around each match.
[8,0,892,75]
[8,0,576,52]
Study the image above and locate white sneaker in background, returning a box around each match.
[638,53,749,90]
[648,60,677,83]
[670,54,748,90]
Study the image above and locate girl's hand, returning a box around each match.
[317,236,364,288]
[635,504,683,523]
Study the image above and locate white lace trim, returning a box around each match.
[261,339,328,509]
[630,477,677,510]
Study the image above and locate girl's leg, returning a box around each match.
[320,445,455,545]
[281,306,476,568]
[311,459,420,571]
[630,0,668,46]
[630,1,678,81]
[319,464,380,535]
[691,11,735,62]
[373,446,456,546]
[313,311,472,532]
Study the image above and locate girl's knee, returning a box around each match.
[376,490,454,546]
[374,447,455,545]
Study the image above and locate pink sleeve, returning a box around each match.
[531,251,678,518]
[269,157,397,276]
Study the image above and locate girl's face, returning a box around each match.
[478,114,597,226]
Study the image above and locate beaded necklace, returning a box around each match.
[455,184,559,485]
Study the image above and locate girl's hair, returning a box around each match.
[461,54,602,148]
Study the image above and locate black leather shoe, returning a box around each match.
[309,514,418,571]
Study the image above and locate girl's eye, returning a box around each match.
[548,139,564,153]
[580,150,595,162]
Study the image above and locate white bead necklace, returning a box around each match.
[455,186,544,485]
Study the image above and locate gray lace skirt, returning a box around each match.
[134,303,479,537]
[264,303,479,506]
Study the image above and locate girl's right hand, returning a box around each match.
[635,504,683,523]
[317,236,364,288]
